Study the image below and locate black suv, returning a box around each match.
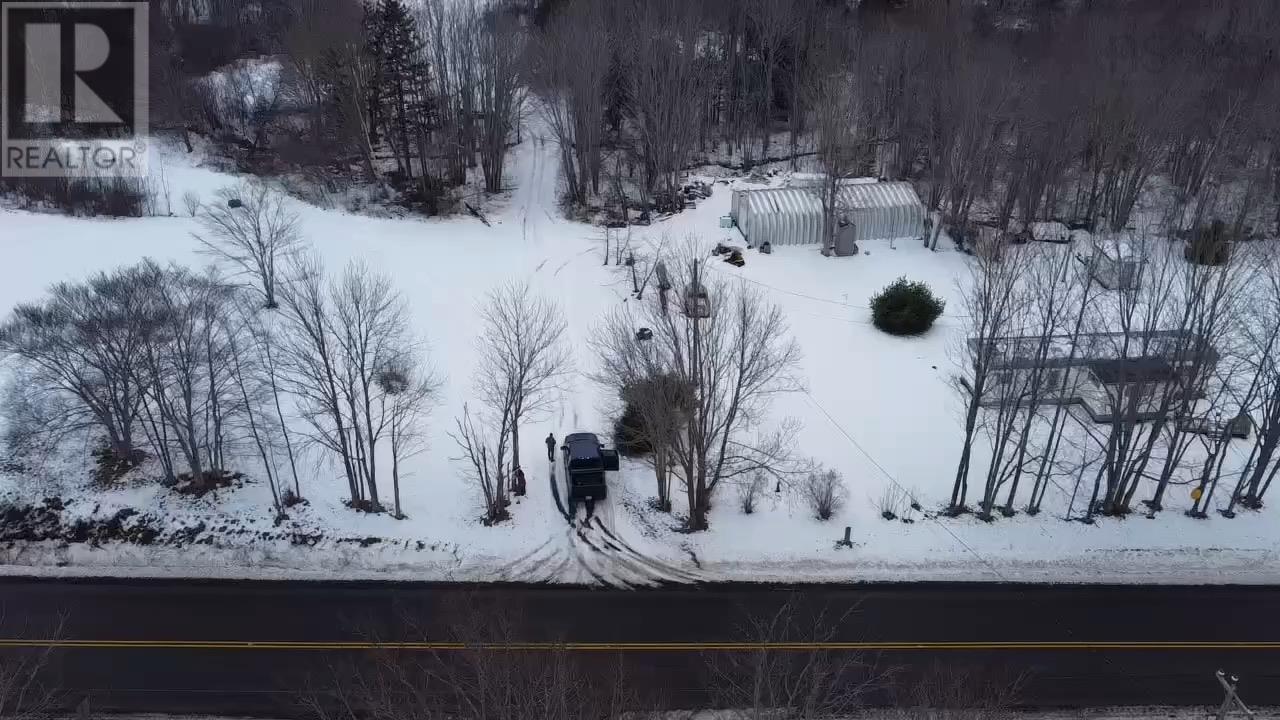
[561,432,619,507]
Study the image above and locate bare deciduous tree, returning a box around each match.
[279,255,419,513]
[476,280,570,494]
[950,240,1029,514]
[303,596,643,720]
[619,0,707,202]
[475,10,525,194]
[449,402,511,525]
[594,240,803,530]
[378,355,441,519]
[194,181,303,309]
[0,264,157,463]
[134,264,239,485]
[532,0,607,206]
[708,593,882,720]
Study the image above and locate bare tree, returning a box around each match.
[805,51,864,255]
[950,240,1029,514]
[474,9,525,194]
[1222,246,1280,513]
[419,0,478,187]
[225,314,285,515]
[194,180,303,309]
[279,255,417,513]
[282,0,365,152]
[182,191,200,218]
[532,0,607,205]
[594,240,803,530]
[280,253,361,505]
[239,301,304,502]
[707,593,883,720]
[0,263,158,463]
[0,613,64,720]
[134,264,240,484]
[746,0,800,161]
[449,402,511,525]
[476,280,570,494]
[619,0,707,202]
[329,261,414,512]
[303,596,644,720]
[378,354,441,519]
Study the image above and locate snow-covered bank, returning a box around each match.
[1,130,1278,586]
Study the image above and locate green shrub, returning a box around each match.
[613,372,695,457]
[613,402,651,457]
[870,278,946,336]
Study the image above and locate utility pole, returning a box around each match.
[1216,670,1255,720]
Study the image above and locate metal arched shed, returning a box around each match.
[730,181,925,248]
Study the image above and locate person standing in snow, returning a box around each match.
[546,433,557,462]
[513,466,527,496]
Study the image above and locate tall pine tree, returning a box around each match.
[364,0,434,185]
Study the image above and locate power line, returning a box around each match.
[705,257,972,319]
[801,389,1008,582]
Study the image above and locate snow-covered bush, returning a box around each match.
[802,468,846,521]
[870,277,946,336]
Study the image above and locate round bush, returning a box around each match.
[870,278,946,336]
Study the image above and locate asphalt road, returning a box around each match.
[0,578,1276,716]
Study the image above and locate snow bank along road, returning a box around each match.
[2,578,1277,715]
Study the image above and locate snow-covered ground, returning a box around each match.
[1,124,1277,585]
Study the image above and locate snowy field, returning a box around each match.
[0,129,1278,586]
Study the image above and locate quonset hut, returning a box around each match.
[729,181,925,254]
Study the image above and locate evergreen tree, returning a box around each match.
[364,0,434,184]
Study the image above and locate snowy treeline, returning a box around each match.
[529,0,1279,243]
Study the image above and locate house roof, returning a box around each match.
[1087,357,1177,385]
[737,181,924,214]
[972,329,1218,371]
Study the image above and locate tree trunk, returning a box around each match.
[510,420,523,496]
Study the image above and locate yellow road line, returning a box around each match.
[0,640,1275,651]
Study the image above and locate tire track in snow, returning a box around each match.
[546,459,696,587]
